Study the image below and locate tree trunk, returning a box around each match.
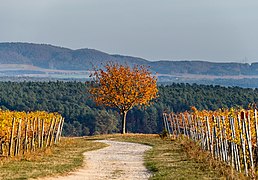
[121,111,127,134]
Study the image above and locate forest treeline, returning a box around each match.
[0,81,258,136]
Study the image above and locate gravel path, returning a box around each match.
[44,140,152,180]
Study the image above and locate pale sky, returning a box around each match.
[0,0,258,63]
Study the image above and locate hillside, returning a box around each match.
[0,42,148,70]
[1,42,258,75]
[150,61,258,75]
[2,42,258,88]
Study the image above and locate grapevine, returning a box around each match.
[0,110,64,157]
[163,107,258,177]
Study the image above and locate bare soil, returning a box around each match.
[42,140,152,180]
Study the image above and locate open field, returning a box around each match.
[0,64,91,79]
[2,64,258,82]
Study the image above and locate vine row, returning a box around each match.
[163,107,258,177]
[0,111,64,157]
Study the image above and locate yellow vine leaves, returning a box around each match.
[0,110,62,141]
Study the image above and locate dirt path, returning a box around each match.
[44,140,152,180]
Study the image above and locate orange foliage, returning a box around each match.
[89,63,158,133]
[89,63,158,112]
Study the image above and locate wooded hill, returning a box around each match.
[1,42,258,75]
[0,81,257,136]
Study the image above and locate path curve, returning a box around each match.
[44,140,152,180]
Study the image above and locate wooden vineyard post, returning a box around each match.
[254,109,258,166]
[212,125,217,159]
[162,113,168,132]
[230,117,234,170]
[199,119,205,149]
[244,112,254,175]
[191,115,195,141]
[195,116,200,141]
[40,119,44,148]
[175,115,180,137]
[217,117,223,162]
[213,116,219,159]
[193,116,198,141]
[221,116,229,164]
[211,120,214,157]
[163,113,171,136]
[204,128,209,151]
[233,117,241,172]
[181,114,187,136]
[24,118,29,154]
[46,118,54,147]
[220,116,226,163]
[8,118,15,156]
[229,117,240,171]
[37,118,41,148]
[185,114,190,138]
[50,118,57,146]
[238,113,248,175]
[187,114,191,139]
[14,118,22,156]
[168,114,175,136]
[0,140,3,156]
[255,109,258,142]
[197,116,201,142]
[31,118,36,151]
[54,118,63,144]
[247,111,252,141]
[0,141,2,156]
[173,114,177,136]
[187,114,192,138]
[204,117,209,151]
[198,119,202,140]
[206,116,213,157]
[58,117,64,142]
[165,114,171,136]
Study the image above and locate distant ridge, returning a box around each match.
[0,42,258,76]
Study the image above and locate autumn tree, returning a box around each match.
[89,63,158,134]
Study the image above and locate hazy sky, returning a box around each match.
[0,0,258,63]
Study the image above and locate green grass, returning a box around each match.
[0,137,107,180]
[0,134,244,180]
[90,134,229,179]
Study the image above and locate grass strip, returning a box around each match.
[90,134,238,179]
[0,137,107,180]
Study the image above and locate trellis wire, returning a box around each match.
[0,116,64,158]
[163,109,258,177]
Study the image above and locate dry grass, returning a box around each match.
[88,134,232,179]
[0,134,246,180]
[0,137,107,180]
[180,137,247,180]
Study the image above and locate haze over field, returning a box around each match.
[0,0,258,63]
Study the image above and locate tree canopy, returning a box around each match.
[89,63,158,134]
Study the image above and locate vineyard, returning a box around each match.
[163,107,258,177]
[0,110,64,157]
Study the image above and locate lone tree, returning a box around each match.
[89,63,158,134]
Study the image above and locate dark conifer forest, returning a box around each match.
[0,81,257,136]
